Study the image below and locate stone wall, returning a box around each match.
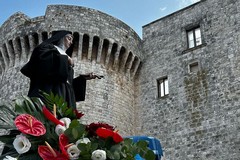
[0,5,142,136]
[140,0,240,159]
[1,0,240,159]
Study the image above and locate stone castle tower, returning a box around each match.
[1,0,240,159]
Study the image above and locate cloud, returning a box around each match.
[179,0,200,8]
[159,7,167,11]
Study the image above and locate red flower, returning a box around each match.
[113,132,124,143]
[87,122,114,136]
[59,134,69,158]
[42,106,64,126]
[96,128,123,143]
[74,109,84,119]
[96,128,113,138]
[14,114,46,136]
[38,145,68,160]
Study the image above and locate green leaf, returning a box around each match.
[15,98,25,111]
[0,105,16,129]
[54,94,60,103]
[106,150,115,159]
[64,120,86,142]
[0,104,16,116]
[14,96,41,117]
[110,144,122,152]
[69,119,80,128]
[124,138,133,144]
[91,142,98,151]
[18,152,42,160]
[113,151,121,160]
[15,103,26,114]
[79,152,92,160]
[0,149,18,159]
[136,140,148,148]
[23,96,38,112]
[60,103,68,113]
[143,150,156,160]
[39,91,79,119]
[65,108,73,116]
[72,128,79,139]
[78,143,88,152]
[63,128,73,140]
[0,135,15,144]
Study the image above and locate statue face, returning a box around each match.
[64,34,73,49]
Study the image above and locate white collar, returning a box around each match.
[54,45,67,55]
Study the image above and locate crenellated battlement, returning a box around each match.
[0,31,141,78]
[0,5,143,137]
[2,1,240,159]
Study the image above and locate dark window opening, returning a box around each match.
[189,62,199,73]
[187,27,202,48]
[157,77,169,98]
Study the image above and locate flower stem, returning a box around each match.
[45,141,57,157]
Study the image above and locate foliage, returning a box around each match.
[0,93,155,160]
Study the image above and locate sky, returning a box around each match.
[0,0,200,37]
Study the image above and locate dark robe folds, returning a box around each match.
[21,43,86,109]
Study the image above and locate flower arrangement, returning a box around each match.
[0,93,155,160]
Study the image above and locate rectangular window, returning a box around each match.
[157,77,169,98]
[187,27,202,48]
[189,62,199,73]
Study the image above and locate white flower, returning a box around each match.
[91,149,107,160]
[55,124,67,136]
[55,117,71,136]
[60,117,71,128]
[76,138,91,146]
[3,156,17,160]
[67,145,80,160]
[13,134,31,154]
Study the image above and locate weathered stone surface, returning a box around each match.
[0,5,142,137]
[140,0,240,159]
[1,0,240,159]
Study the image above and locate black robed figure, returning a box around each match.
[21,30,100,109]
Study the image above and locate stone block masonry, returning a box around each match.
[140,0,240,159]
[0,5,142,137]
[1,0,240,159]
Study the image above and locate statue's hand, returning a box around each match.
[80,72,104,80]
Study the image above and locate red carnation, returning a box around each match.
[113,132,124,143]
[14,114,46,136]
[96,128,113,138]
[87,122,114,136]
[74,109,84,119]
[96,128,123,143]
